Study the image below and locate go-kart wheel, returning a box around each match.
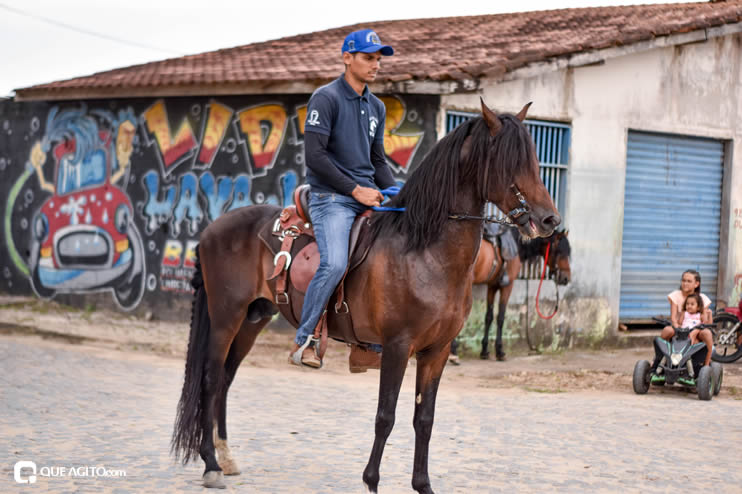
[697,365,713,401]
[711,362,723,396]
[632,360,651,394]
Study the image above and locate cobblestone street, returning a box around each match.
[2,332,742,493]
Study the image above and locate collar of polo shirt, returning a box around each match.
[339,75,369,101]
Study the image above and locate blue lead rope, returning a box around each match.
[372,186,405,212]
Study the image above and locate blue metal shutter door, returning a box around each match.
[619,131,724,320]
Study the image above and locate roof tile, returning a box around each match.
[16,2,742,96]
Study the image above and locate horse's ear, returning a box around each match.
[515,102,532,122]
[480,97,502,137]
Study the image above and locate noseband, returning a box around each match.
[449,184,532,226]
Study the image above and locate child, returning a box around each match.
[683,292,711,331]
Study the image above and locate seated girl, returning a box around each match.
[659,270,713,367]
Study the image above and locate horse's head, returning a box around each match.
[547,229,571,285]
[478,99,560,239]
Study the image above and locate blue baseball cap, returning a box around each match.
[341,29,394,56]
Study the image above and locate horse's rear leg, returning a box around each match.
[363,342,410,493]
[495,282,514,361]
[495,299,507,360]
[411,345,449,494]
[201,311,246,489]
[480,285,496,359]
[214,316,270,476]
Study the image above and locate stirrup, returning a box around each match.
[290,336,321,367]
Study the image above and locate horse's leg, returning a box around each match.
[200,305,247,488]
[411,345,449,494]
[362,341,411,493]
[480,285,496,359]
[214,316,269,476]
[495,270,516,361]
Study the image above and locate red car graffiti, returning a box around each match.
[29,131,146,310]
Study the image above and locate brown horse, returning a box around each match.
[171,99,560,493]
[472,228,571,361]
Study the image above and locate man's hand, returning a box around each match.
[351,185,383,207]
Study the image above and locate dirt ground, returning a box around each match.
[2,294,742,398]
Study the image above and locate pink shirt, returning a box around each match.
[681,311,701,329]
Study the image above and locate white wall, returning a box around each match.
[442,33,742,336]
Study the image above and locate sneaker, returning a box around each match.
[448,354,461,366]
[349,345,381,373]
[288,342,322,368]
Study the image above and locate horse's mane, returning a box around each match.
[516,228,570,261]
[371,114,536,252]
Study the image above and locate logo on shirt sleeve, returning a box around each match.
[307,110,321,126]
[369,116,379,138]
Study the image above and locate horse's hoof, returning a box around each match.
[363,481,377,493]
[219,458,241,476]
[203,471,226,489]
[480,353,490,360]
[496,354,507,362]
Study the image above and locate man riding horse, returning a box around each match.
[290,29,397,370]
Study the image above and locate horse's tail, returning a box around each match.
[171,244,210,464]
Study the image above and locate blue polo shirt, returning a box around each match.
[304,75,386,194]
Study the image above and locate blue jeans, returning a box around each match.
[295,192,382,353]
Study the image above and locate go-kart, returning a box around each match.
[633,318,723,401]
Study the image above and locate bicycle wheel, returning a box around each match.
[711,312,742,363]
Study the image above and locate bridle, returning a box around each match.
[448,184,532,227]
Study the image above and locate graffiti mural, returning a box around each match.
[380,96,424,172]
[0,94,438,315]
[17,106,146,309]
[160,239,198,293]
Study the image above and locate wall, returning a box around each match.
[0,94,438,317]
[442,33,742,347]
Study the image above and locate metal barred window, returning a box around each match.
[445,111,570,220]
[446,110,571,279]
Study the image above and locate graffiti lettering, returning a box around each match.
[172,173,203,236]
[142,100,198,175]
[195,102,234,169]
[235,104,288,176]
[199,172,234,222]
[141,170,258,234]
[142,170,177,234]
[160,239,198,293]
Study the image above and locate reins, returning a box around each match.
[535,242,560,319]
[373,185,531,227]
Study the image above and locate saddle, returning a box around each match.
[258,185,377,359]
